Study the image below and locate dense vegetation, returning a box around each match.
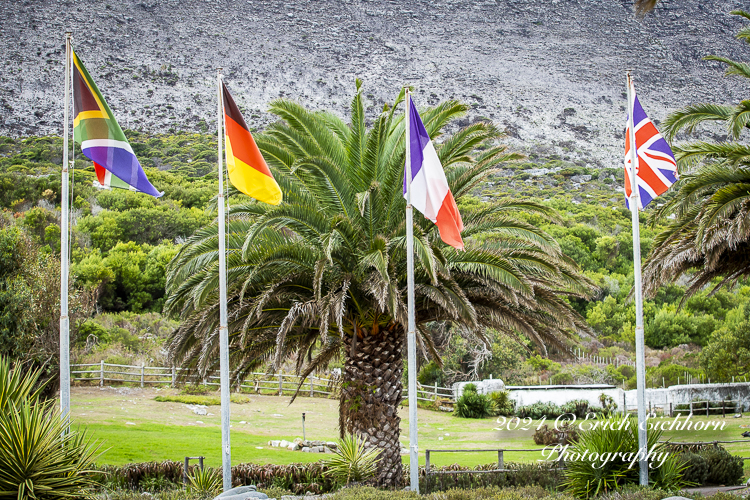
[2,124,750,389]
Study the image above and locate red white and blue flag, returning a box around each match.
[404,98,464,250]
[624,82,678,209]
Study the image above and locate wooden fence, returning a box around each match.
[623,399,744,417]
[70,362,455,402]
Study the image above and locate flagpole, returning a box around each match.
[404,89,419,493]
[60,31,72,426]
[217,68,232,492]
[626,71,648,486]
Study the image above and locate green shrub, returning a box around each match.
[561,414,688,498]
[702,446,744,485]
[0,356,102,500]
[551,372,574,385]
[180,384,212,395]
[417,464,565,494]
[154,394,250,405]
[187,466,222,496]
[323,435,381,485]
[454,389,494,419]
[489,390,516,416]
[677,452,708,486]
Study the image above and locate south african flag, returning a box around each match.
[72,49,162,197]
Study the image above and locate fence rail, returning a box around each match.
[70,362,456,402]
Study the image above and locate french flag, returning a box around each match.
[404,97,465,250]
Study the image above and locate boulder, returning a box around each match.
[218,486,256,498]
[301,446,311,452]
[280,440,291,448]
[270,440,281,447]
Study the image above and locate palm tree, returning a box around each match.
[164,81,593,486]
[643,11,750,299]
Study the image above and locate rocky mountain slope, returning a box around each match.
[1,0,747,168]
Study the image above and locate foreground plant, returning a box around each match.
[187,466,222,496]
[324,435,381,485]
[0,356,102,500]
[165,81,594,486]
[561,414,688,499]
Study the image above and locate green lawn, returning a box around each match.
[71,386,750,476]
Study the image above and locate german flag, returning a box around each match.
[222,83,282,205]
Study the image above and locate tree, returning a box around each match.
[164,82,594,486]
[700,321,750,381]
[643,11,750,300]
[0,223,95,397]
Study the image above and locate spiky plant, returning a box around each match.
[324,435,382,485]
[643,11,750,299]
[164,82,594,486]
[0,356,101,500]
[187,466,223,496]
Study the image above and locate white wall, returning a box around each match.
[624,382,750,411]
[452,380,624,410]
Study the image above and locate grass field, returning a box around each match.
[71,386,750,477]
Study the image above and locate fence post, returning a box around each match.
[689,401,693,415]
[278,373,283,396]
[669,402,673,417]
[172,366,176,388]
[434,383,438,401]
[140,364,145,388]
[100,360,104,387]
[183,456,189,485]
[426,450,431,473]
[310,376,314,397]
[199,456,204,471]
[707,401,709,417]
[498,450,504,469]
[722,400,726,418]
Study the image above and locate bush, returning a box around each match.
[677,452,708,486]
[489,390,516,416]
[154,394,250,405]
[550,372,574,385]
[324,435,381,485]
[533,421,579,446]
[454,389,494,419]
[417,464,565,494]
[702,446,744,485]
[92,460,337,494]
[561,414,688,498]
[0,356,102,500]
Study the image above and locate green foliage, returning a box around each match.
[418,361,445,386]
[516,400,597,420]
[489,390,516,416]
[455,388,494,419]
[186,466,222,496]
[561,414,688,499]
[702,446,745,485]
[154,394,250,405]
[180,384,214,395]
[323,435,382,485]
[0,226,94,395]
[677,452,708,486]
[418,465,565,494]
[0,356,102,500]
[700,320,750,381]
[74,241,177,312]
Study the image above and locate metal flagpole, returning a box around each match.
[626,71,648,486]
[217,68,232,492]
[60,31,72,426]
[404,89,419,493]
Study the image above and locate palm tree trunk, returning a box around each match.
[339,323,404,487]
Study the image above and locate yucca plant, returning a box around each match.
[324,435,382,485]
[187,466,223,496]
[562,414,688,499]
[0,356,102,500]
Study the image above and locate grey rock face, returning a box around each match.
[0,0,746,169]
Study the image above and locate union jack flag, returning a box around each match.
[624,82,678,209]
